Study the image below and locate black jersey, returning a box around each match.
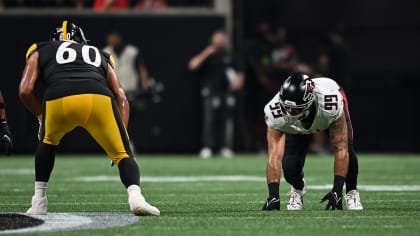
[25,40,114,100]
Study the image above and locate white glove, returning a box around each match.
[37,117,42,141]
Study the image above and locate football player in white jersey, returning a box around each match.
[262,73,363,211]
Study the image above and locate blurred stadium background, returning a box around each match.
[0,0,419,154]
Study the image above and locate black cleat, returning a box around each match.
[262,197,280,210]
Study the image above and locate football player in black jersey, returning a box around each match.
[19,21,159,216]
[0,90,13,155]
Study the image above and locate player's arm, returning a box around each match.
[19,52,42,118]
[188,46,215,71]
[262,127,285,210]
[320,113,349,210]
[106,64,130,127]
[329,113,349,178]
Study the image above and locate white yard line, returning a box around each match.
[72,175,420,191]
[0,169,34,175]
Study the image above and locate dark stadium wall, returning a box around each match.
[1,5,420,153]
[0,14,224,154]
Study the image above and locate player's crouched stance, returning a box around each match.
[19,21,159,216]
[261,74,363,211]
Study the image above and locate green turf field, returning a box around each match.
[1,154,420,236]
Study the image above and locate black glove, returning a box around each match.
[320,191,343,210]
[262,197,280,211]
[0,120,13,155]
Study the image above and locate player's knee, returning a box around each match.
[111,154,130,166]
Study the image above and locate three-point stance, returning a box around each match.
[262,73,363,210]
[19,21,159,216]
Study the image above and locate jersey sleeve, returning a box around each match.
[25,43,38,61]
[25,42,50,62]
[101,51,115,69]
[264,93,286,131]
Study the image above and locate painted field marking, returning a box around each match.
[0,213,138,234]
[72,175,420,191]
[0,169,34,175]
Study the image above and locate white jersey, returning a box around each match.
[264,77,344,134]
[103,45,139,93]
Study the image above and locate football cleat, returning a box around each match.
[128,194,160,216]
[287,180,306,210]
[262,197,280,210]
[287,190,304,210]
[346,190,363,210]
[199,147,212,159]
[220,148,234,159]
[26,196,48,215]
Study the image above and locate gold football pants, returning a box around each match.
[41,94,131,165]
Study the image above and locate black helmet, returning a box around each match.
[279,73,315,119]
[50,20,88,44]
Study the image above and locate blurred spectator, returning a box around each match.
[103,32,150,98]
[305,26,352,154]
[323,26,351,91]
[93,0,128,10]
[103,32,152,152]
[135,0,167,10]
[245,24,297,153]
[188,30,244,159]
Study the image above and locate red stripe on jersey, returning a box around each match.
[339,88,354,139]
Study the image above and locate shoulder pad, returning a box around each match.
[25,42,49,61]
[264,94,286,130]
[101,51,115,68]
[25,43,38,61]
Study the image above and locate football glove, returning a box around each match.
[0,120,13,155]
[262,197,280,211]
[37,117,42,141]
[320,191,343,210]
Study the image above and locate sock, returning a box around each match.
[127,185,142,198]
[34,181,48,198]
[118,158,140,188]
[332,176,345,194]
[291,179,304,191]
[35,142,56,182]
[268,182,279,199]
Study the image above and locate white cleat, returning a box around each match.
[129,194,160,216]
[220,148,234,159]
[287,179,307,210]
[199,147,212,159]
[26,196,48,215]
[287,189,304,210]
[346,190,363,210]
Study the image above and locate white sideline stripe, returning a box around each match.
[72,175,420,191]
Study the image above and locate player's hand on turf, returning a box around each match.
[320,191,343,210]
[0,121,13,155]
[262,197,280,211]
